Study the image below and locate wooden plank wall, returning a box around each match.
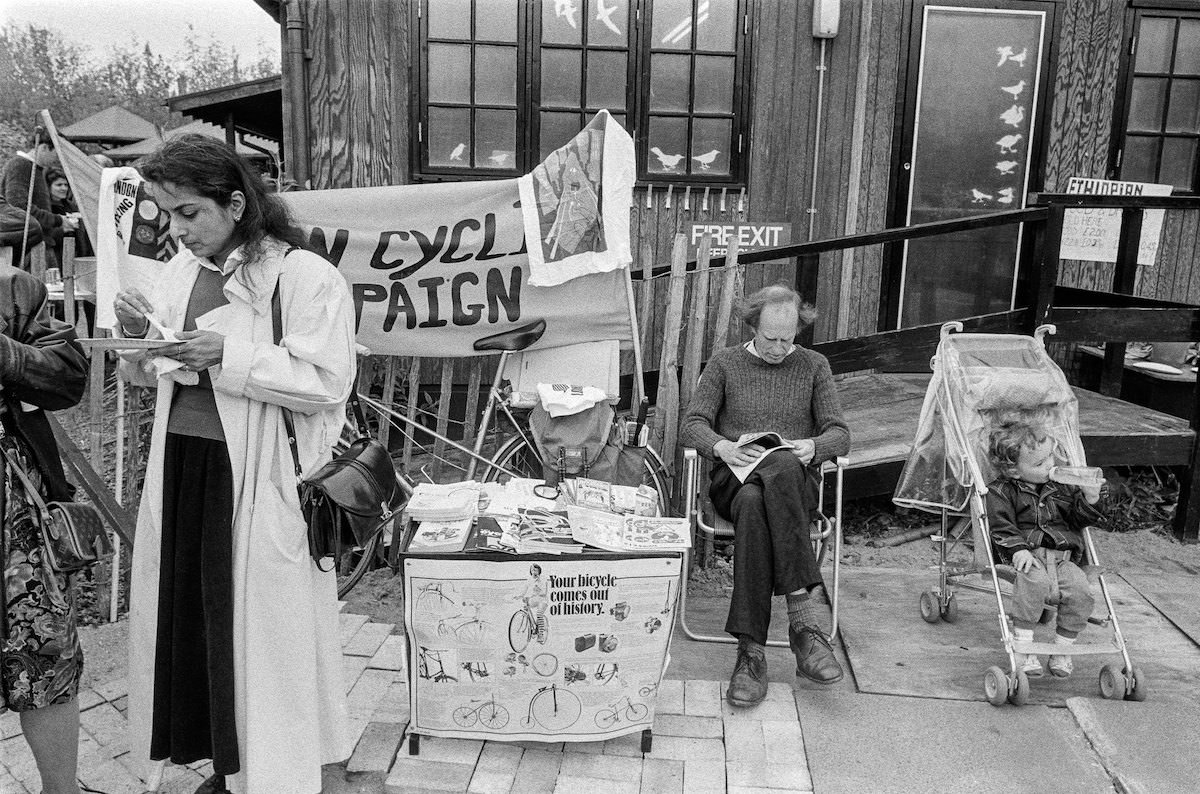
[303,0,411,189]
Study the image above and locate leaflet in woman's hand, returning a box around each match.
[729,431,791,482]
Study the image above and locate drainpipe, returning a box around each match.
[284,0,312,188]
[807,37,828,243]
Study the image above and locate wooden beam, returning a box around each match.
[45,414,136,547]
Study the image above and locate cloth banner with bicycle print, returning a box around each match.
[94,112,635,358]
[403,554,680,742]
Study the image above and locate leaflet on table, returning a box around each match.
[407,481,482,522]
[567,506,691,552]
[407,517,474,552]
[560,477,658,516]
[403,554,682,743]
[727,431,792,483]
[511,508,585,554]
[462,517,517,554]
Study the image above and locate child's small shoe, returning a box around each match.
[1048,654,1073,678]
[1019,654,1044,678]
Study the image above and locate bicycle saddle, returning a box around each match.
[473,319,547,352]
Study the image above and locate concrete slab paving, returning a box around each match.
[1067,694,1200,794]
[795,688,1111,793]
[1120,572,1200,646]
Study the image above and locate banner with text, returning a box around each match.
[96,112,635,357]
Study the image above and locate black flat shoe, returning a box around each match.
[790,625,844,684]
[726,645,768,707]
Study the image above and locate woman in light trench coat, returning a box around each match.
[114,134,354,793]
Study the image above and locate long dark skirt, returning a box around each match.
[150,433,239,774]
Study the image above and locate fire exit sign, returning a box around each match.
[687,222,792,259]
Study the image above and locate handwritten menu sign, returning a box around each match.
[1059,177,1172,266]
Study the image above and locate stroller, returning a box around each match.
[893,322,1144,706]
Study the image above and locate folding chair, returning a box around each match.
[678,448,848,647]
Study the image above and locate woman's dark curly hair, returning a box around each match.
[136,134,307,270]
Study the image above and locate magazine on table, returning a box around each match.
[462,516,517,553]
[513,508,585,554]
[727,431,793,483]
[567,506,691,552]
[406,517,474,552]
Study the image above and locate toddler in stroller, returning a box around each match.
[985,420,1104,678]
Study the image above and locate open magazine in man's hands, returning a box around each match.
[728,431,792,482]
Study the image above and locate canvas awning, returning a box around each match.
[60,106,159,145]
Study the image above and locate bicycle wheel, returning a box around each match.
[627,702,648,721]
[531,687,581,731]
[453,705,478,728]
[486,436,674,516]
[480,702,510,729]
[532,653,558,677]
[508,609,533,653]
[457,620,490,645]
[594,708,619,730]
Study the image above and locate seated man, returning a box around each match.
[682,284,851,707]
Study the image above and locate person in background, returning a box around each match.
[113,134,354,793]
[0,259,89,793]
[45,168,93,262]
[0,133,78,268]
[682,284,851,707]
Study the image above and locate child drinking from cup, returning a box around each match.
[985,421,1106,678]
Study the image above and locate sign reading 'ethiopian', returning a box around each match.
[96,112,636,358]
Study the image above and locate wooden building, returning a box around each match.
[255,0,1200,352]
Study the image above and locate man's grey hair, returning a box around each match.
[736,283,817,330]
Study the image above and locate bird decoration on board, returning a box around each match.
[971,189,994,203]
[650,147,685,170]
[995,160,1019,175]
[488,151,511,167]
[449,142,466,162]
[595,0,621,35]
[996,133,1023,154]
[555,0,578,29]
[999,104,1026,127]
[996,46,1028,67]
[996,187,1016,205]
[1001,79,1026,98]
[692,149,722,170]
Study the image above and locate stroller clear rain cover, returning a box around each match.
[893,332,1088,514]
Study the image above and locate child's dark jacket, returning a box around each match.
[986,478,1105,564]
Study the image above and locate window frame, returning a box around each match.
[1111,3,1200,194]
[410,0,752,186]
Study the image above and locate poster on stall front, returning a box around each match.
[403,554,680,743]
[93,111,635,357]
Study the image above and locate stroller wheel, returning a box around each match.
[940,594,960,624]
[1124,667,1148,702]
[1099,664,1122,699]
[1008,670,1030,706]
[983,666,1008,706]
[919,591,941,624]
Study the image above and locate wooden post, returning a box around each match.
[87,344,111,619]
[1099,208,1143,398]
[1033,202,1064,330]
[378,357,398,450]
[434,360,454,479]
[680,235,712,421]
[403,358,420,474]
[61,236,77,328]
[653,235,689,476]
[111,375,125,622]
[711,238,742,351]
[462,357,484,452]
[30,243,47,281]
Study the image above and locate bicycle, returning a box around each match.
[521,684,581,730]
[335,319,673,597]
[460,661,490,682]
[509,596,548,653]
[452,694,509,730]
[593,695,648,729]
[434,613,492,645]
[417,647,457,683]
[413,582,457,615]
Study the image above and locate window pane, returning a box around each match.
[429,0,471,39]
[540,111,583,159]
[647,116,688,173]
[652,0,693,49]
[586,50,627,110]
[1177,20,1200,74]
[429,44,472,103]
[475,45,517,105]
[1161,137,1196,190]
[476,108,517,168]
[543,0,582,44]
[476,0,518,42]
[1121,135,1159,183]
[1135,17,1174,73]
[1167,80,1200,133]
[428,107,472,166]
[692,117,731,175]
[1129,77,1167,132]
[650,53,691,111]
[696,0,738,52]
[542,48,582,107]
[587,0,628,46]
[694,55,734,113]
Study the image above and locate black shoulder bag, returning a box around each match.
[0,431,111,573]
[273,281,405,571]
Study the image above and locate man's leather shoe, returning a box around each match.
[726,646,767,707]
[195,775,230,794]
[790,625,844,684]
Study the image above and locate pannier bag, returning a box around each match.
[529,400,647,488]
